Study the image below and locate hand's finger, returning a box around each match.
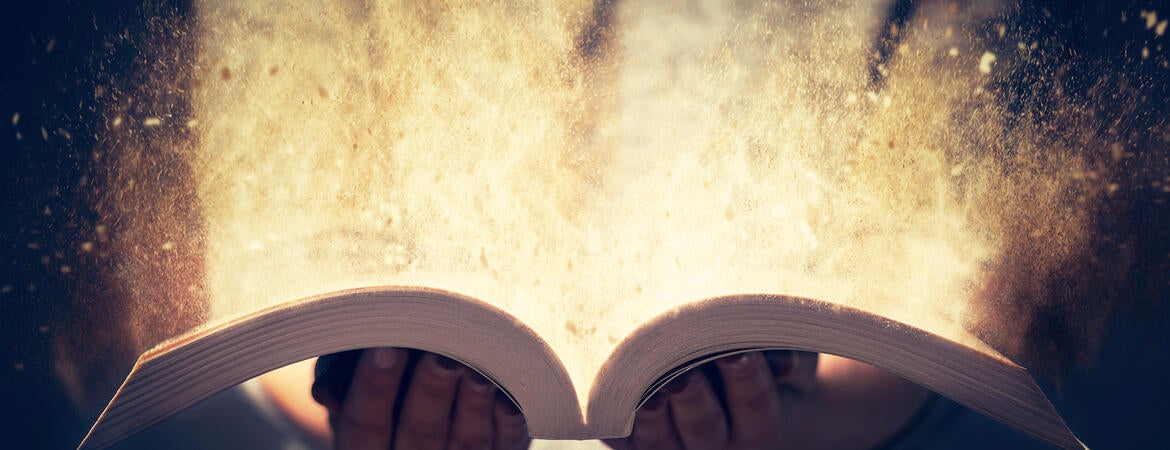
[662,370,729,450]
[631,393,683,450]
[311,350,364,413]
[447,370,497,450]
[394,352,464,450]
[715,352,784,447]
[492,391,531,450]
[770,351,819,393]
[334,347,408,450]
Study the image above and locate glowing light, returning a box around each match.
[102,1,1111,415]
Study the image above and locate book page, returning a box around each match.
[103,0,1106,417]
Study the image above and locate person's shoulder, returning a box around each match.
[112,381,322,450]
[880,395,1051,450]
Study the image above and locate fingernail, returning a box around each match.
[641,393,666,412]
[469,371,496,392]
[371,347,400,370]
[661,372,692,395]
[767,351,795,378]
[499,393,523,416]
[431,354,461,372]
[718,352,753,369]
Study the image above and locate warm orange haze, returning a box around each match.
[87,1,1123,443]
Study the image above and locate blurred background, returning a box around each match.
[2,0,1167,448]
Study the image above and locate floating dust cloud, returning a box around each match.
[169,0,1118,407]
[89,0,1159,418]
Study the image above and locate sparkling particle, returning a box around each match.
[948,47,959,57]
[10,112,18,125]
[1143,47,1150,59]
[143,117,162,127]
[978,52,997,74]
[1157,21,1167,36]
[59,265,72,274]
[1142,10,1158,30]
[112,116,123,128]
[80,242,94,252]
[161,241,175,251]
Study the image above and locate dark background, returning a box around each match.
[2,1,1167,449]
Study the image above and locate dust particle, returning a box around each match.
[220,67,232,80]
[979,52,997,74]
[1141,10,1158,29]
[317,85,329,99]
[268,65,279,75]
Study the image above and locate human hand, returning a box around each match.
[602,350,818,450]
[311,348,531,450]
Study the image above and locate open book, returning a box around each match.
[79,286,1085,449]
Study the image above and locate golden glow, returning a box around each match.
[173,0,1103,408]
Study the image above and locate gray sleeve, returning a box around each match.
[877,394,1053,450]
[109,381,324,450]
